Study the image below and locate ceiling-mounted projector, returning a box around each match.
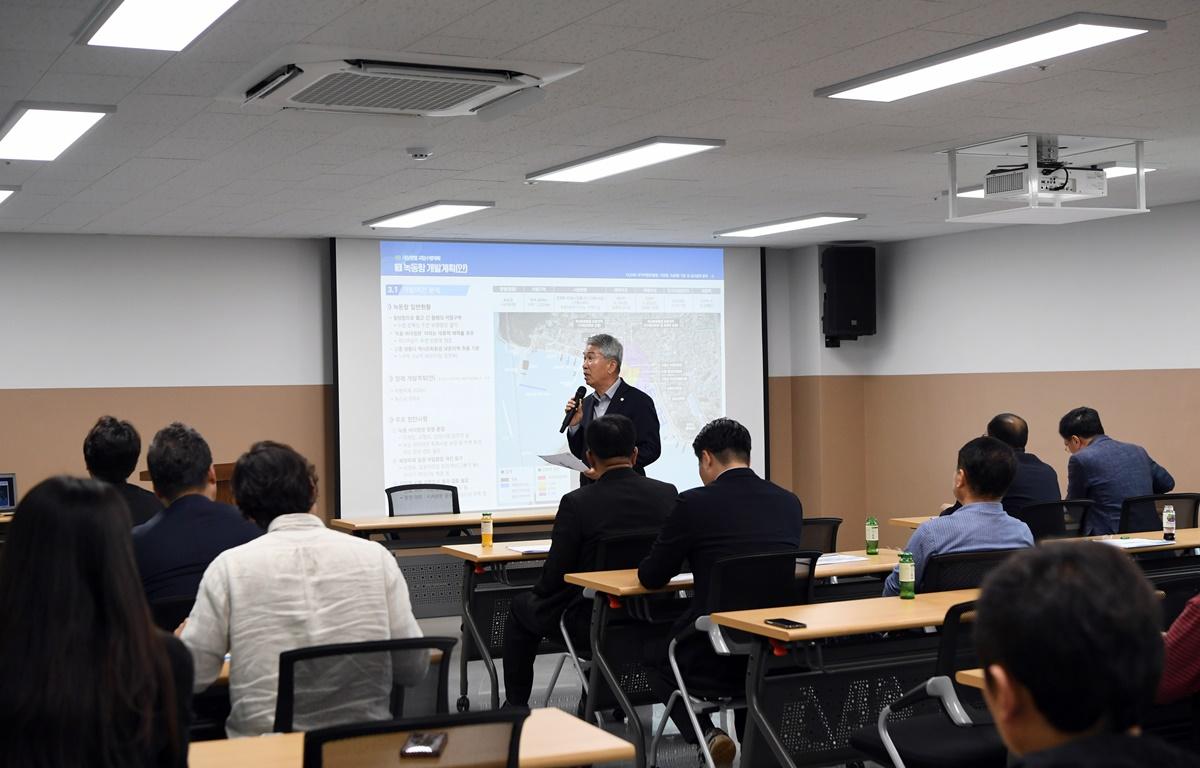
[984,165,1107,202]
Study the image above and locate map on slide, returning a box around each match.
[495,312,724,497]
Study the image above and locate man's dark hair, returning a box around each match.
[83,416,142,483]
[692,418,751,464]
[1058,406,1104,440]
[986,413,1028,450]
[957,436,1016,498]
[147,422,213,501]
[585,415,636,461]
[975,542,1162,734]
[232,441,318,528]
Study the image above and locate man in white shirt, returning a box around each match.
[181,441,426,737]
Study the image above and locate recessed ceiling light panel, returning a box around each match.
[714,213,864,238]
[1099,161,1157,178]
[527,137,724,183]
[87,0,241,51]
[0,186,17,206]
[364,201,495,229]
[0,104,113,161]
[816,13,1164,102]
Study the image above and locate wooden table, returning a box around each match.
[890,515,935,530]
[956,668,985,690]
[188,706,633,768]
[1075,526,1200,551]
[330,508,557,538]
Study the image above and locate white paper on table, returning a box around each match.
[668,572,694,586]
[1099,537,1164,549]
[817,553,868,565]
[539,452,589,473]
[507,544,552,555]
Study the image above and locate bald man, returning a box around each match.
[941,413,1060,518]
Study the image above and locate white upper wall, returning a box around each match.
[769,199,1200,377]
[0,233,330,389]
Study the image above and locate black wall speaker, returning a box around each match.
[821,245,875,347]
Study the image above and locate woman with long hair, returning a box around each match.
[0,476,192,767]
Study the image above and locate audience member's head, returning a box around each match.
[1058,406,1105,454]
[147,422,214,502]
[692,418,751,485]
[585,415,638,473]
[0,476,180,764]
[83,415,143,483]
[975,542,1162,756]
[954,436,1016,503]
[986,413,1029,451]
[232,441,318,529]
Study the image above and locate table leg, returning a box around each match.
[457,561,500,711]
[584,593,646,768]
[741,639,796,768]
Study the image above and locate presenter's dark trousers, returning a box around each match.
[501,592,589,707]
[644,635,747,744]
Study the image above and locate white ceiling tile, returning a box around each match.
[434,0,619,44]
[500,23,659,62]
[630,10,805,59]
[138,60,253,96]
[25,72,142,104]
[584,0,747,31]
[303,0,492,49]
[405,35,516,58]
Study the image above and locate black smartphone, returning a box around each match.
[764,617,807,629]
[400,732,448,758]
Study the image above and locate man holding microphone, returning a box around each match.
[564,333,661,484]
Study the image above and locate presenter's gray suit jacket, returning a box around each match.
[1066,434,1174,535]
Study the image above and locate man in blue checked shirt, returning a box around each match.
[884,436,1034,596]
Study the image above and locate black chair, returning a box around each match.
[1120,493,1200,535]
[919,550,1020,593]
[384,483,461,542]
[302,707,527,768]
[850,601,1006,768]
[1057,499,1096,537]
[149,595,195,632]
[649,549,823,768]
[1154,573,1200,630]
[274,636,455,733]
[799,517,842,554]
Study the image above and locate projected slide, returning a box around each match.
[380,241,725,511]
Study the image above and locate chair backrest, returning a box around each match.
[1120,493,1200,534]
[1009,501,1067,542]
[1058,499,1095,537]
[385,484,460,517]
[933,600,977,678]
[919,549,1020,593]
[1153,574,1200,630]
[707,550,823,613]
[302,708,527,768]
[274,637,453,733]
[148,595,195,632]
[594,530,660,570]
[799,517,842,554]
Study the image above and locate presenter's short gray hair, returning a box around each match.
[587,333,623,371]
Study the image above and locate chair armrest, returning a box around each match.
[695,615,754,656]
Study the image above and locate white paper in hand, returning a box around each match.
[668,572,694,586]
[539,452,589,473]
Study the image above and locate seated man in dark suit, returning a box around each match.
[501,414,677,708]
[1059,406,1174,535]
[83,415,163,526]
[940,413,1060,518]
[886,436,1033,596]
[133,422,261,601]
[976,543,1199,767]
[638,418,803,767]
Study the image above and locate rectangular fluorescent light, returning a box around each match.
[527,137,724,183]
[816,13,1164,102]
[1100,161,1157,178]
[87,0,241,51]
[957,185,986,199]
[0,186,17,206]
[715,213,864,238]
[364,201,494,229]
[0,104,112,161]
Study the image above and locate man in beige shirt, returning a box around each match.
[182,441,426,737]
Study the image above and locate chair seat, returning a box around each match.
[849,708,1006,768]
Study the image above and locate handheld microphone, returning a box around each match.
[560,386,587,433]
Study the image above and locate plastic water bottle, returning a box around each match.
[481,510,494,548]
[1163,505,1176,542]
[898,552,916,600]
[865,517,880,555]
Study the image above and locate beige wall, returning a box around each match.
[0,385,336,521]
[770,369,1200,550]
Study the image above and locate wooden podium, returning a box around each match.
[138,463,236,505]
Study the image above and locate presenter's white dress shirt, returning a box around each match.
[182,513,426,737]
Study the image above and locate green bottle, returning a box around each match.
[865,516,879,555]
[898,551,916,599]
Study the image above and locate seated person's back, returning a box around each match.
[939,413,1060,518]
[133,422,261,601]
[84,415,164,526]
[885,436,1033,596]
[181,441,426,737]
[976,543,1199,767]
